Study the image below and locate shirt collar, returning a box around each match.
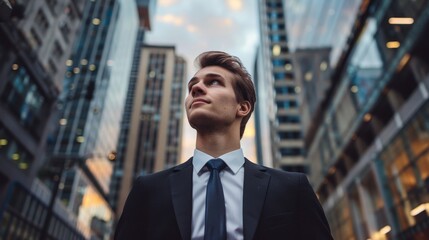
[192,148,245,175]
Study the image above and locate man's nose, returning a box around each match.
[191,82,205,97]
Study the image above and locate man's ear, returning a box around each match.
[237,101,251,117]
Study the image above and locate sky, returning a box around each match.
[145,0,260,162]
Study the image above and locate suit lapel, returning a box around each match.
[170,158,193,240]
[243,159,270,240]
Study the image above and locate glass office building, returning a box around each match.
[42,0,139,238]
[258,0,429,239]
[294,0,429,239]
[108,0,157,216]
[0,0,87,239]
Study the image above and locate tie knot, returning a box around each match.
[206,159,227,172]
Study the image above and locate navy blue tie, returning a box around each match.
[204,159,227,240]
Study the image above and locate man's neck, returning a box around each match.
[195,131,241,158]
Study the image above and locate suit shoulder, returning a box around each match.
[135,160,192,183]
[264,165,305,178]
[258,164,308,187]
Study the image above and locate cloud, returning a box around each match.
[156,14,184,26]
[186,24,197,33]
[159,0,180,7]
[226,0,243,11]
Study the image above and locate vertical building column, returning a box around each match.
[356,179,380,238]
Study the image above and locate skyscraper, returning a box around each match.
[110,45,187,217]
[279,0,429,239]
[108,0,157,215]
[0,0,86,239]
[255,0,305,172]
[42,0,140,238]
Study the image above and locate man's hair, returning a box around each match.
[195,51,256,139]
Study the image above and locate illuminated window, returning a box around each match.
[272,44,281,56]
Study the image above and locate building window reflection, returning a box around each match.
[0,64,48,137]
[0,125,33,171]
[379,101,429,233]
[328,196,356,240]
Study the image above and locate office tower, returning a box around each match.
[294,0,429,239]
[0,0,86,239]
[41,0,140,238]
[108,0,156,214]
[255,0,305,171]
[16,0,86,89]
[110,45,187,217]
[292,47,331,142]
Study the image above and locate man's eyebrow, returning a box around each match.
[188,77,198,88]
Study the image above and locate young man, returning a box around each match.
[114,51,333,239]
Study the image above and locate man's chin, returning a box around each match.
[187,114,216,129]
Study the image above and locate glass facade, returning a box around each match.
[109,28,145,213]
[39,0,137,238]
[302,0,429,239]
[0,182,85,239]
[0,0,86,239]
[87,0,139,194]
[285,0,362,66]
[0,125,32,171]
[1,65,49,138]
[378,103,429,238]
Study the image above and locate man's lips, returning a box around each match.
[190,98,209,108]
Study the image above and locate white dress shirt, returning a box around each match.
[191,149,245,240]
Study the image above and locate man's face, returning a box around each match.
[185,66,240,131]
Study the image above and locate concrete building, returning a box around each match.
[110,45,187,217]
[0,0,86,239]
[255,0,305,172]
[16,0,85,90]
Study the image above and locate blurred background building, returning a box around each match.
[109,44,187,217]
[0,0,143,238]
[0,0,87,239]
[256,0,429,239]
[255,0,306,171]
[42,0,123,238]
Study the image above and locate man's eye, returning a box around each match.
[209,80,220,85]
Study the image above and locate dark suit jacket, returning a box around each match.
[114,158,333,239]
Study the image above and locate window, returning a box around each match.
[1,65,47,137]
[275,86,296,95]
[49,58,57,74]
[59,22,70,42]
[276,100,298,109]
[277,131,301,140]
[0,125,33,170]
[29,28,42,49]
[45,0,57,15]
[279,147,302,156]
[34,9,49,34]
[378,103,429,233]
[52,41,64,59]
[273,72,285,80]
[277,115,300,124]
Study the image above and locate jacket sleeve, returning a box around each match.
[298,173,334,239]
